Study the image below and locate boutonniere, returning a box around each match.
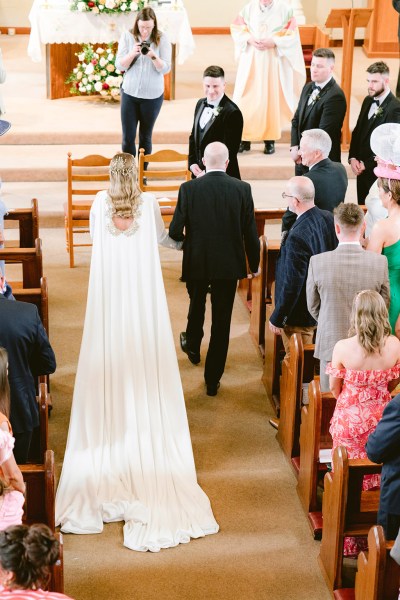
[309,89,320,105]
[212,106,223,118]
[373,106,384,119]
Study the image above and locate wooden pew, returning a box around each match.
[4,198,39,248]
[13,276,49,335]
[318,445,382,591]
[20,449,63,593]
[27,382,49,465]
[297,379,336,538]
[334,526,400,600]
[276,334,317,472]
[0,238,43,288]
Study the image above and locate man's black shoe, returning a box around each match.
[180,332,200,365]
[206,382,220,396]
[238,141,251,153]
[263,141,275,155]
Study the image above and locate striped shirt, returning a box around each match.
[116,30,171,99]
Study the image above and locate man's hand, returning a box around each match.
[349,158,365,176]
[269,321,282,336]
[257,38,276,50]
[190,164,205,178]
[247,269,260,279]
[289,146,302,165]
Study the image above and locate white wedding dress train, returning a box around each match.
[55,191,219,551]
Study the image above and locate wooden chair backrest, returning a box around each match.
[68,153,110,207]
[318,446,382,590]
[20,449,55,530]
[138,148,191,196]
[13,276,49,334]
[297,379,336,515]
[4,198,39,247]
[277,334,317,461]
[0,238,43,288]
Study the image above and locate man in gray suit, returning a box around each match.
[306,202,390,391]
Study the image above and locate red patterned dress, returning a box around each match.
[326,363,400,557]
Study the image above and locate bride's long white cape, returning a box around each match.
[55,191,219,551]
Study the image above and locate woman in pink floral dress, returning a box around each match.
[327,290,400,556]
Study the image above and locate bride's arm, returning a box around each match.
[152,196,183,250]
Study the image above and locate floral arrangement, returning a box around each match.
[66,43,123,99]
[69,0,147,14]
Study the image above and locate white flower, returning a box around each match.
[77,2,87,11]
[105,0,116,8]
[73,68,78,73]
[79,85,85,92]
[88,75,94,82]
[96,47,105,54]
[94,81,103,92]
[85,63,94,75]
[99,5,104,9]
[111,88,120,97]
[99,57,108,67]
[106,64,115,72]
[94,75,101,81]
[120,3,127,10]
[82,77,88,85]
[92,6,99,12]
[130,2,138,10]
[100,90,109,96]
[86,84,93,91]
[77,71,83,80]
[78,53,85,61]
[108,53,114,60]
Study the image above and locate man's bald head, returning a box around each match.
[284,176,315,215]
[203,142,229,171]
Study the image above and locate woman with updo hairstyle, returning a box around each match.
[0,524,74,598]
[326,290,400,556]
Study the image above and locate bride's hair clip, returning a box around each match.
[110,155,135,176]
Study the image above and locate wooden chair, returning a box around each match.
[276,334,317,472]
[14,276,49,334]
[138,148,191,226]
[318,445,382,591]
[65,153,111,268]
[0,238,43,288]
[4,198,39,247]
[297,379,336,538]
[334,526,400,600]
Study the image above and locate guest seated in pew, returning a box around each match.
[0,524,74,599]
[0,266,56,464]
[307,202,390,391]
[366,393,400,540]
[269,176,337,357]
[327,290,400,555]
[0,429,24,531]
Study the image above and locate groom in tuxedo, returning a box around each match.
[169,142,259,396]
[348,61,400,204]
[290,48,346,175]
[188,65,243,179]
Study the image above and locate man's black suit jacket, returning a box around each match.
[188,94,243,179]
[271,206,338,328]
[0,296,56,434]
[348,91,400,171]
[291,78,347,162]
[366,394,400,532]
[169,171,259,281]
[282,158,348,232]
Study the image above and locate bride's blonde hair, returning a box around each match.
[348,290,391,354]
[108,153,142,218]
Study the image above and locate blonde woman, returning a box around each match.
[56,153,219,552]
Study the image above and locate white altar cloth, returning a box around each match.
[28,0,195,64]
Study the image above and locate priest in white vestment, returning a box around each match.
[231,0,305,155]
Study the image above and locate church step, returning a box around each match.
[0,143,354,182]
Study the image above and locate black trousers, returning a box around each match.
[121,89,164,158]
[185,279,237,385]
[356,168,376,205]
[13,430,33,464]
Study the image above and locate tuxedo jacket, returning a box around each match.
[366,394,400,520]
[291,78,347,162]
[169,171,259,281]
[282,158,348,232]
[0,296,56,434]
[188,94,243,179]
[348,92,400,170]
[306,245,390,361]
[271,206,337,329]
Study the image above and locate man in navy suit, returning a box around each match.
[170,142,259,396]
[366,394,400,539]
[188,65,243,180]
[0,266,56,463]
[349,61,400,204]
[282,128,348,232]
[269,176,337,355]
[290,48,346,176]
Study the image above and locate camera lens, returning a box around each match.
[141,45,149,55]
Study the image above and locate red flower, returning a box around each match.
[92,59,98,65]
[102,83,110,89]
[88,1,95,6]
[75,83,80,89]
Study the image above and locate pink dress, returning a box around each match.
[0,429,24,530]
[326,362,400,557]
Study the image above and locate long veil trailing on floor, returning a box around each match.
[55,191,219,552]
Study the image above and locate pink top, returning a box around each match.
[0,429,24,529]
[0,589,73,599]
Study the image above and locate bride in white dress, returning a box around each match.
[55,153,219,551]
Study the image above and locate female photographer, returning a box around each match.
[116,7,171,161]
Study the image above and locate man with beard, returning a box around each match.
[349,61,400,204]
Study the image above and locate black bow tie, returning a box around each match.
[372,98,380,106]
[203,101,215,109]
[312,84,321,92]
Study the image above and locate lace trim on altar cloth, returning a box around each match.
[105,194,143,237]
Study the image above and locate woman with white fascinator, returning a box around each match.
[368,123,400,337]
